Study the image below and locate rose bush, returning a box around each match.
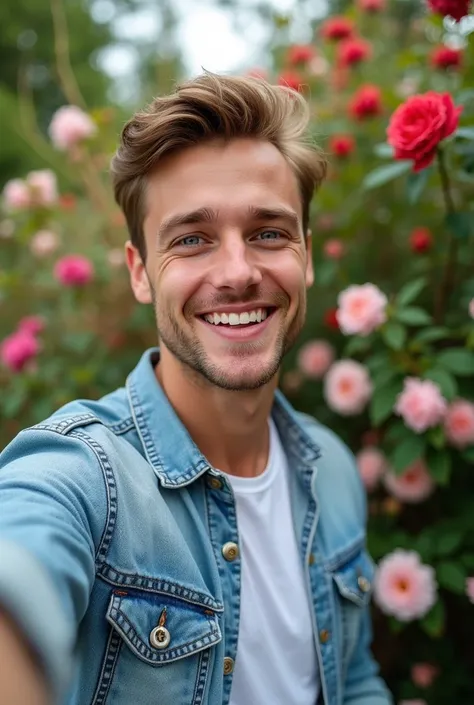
[1,2,474,702]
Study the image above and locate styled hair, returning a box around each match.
[111,72,327,259]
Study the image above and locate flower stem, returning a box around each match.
[434,147,457,324]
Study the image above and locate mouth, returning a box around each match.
[197,306,278,340]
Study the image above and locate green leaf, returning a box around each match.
[389,433,426,473]
[394,307,432,326]
[421,600,445,637]
[437,561,467,594]
[462,447,474,464]
[396,277,427,306]
[406,168,431,204]
[445,212,472,239]
[388,617,405,634]
[384,420,410,443]
[343,336,371,357]
[317,260,337,287]
[427,448,452,485]
[423,367,458,401]
[437,349,474,376]
[374,143,395,159]
[427,425,446,450]
[435,531,463,557]
[369,379,403,427]
[381,321,406,350]
[362,161,412,190]
[413,327,450,344]
[456,127,474,140]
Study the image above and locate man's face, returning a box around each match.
[127,138,314,391]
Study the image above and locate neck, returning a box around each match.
[155,348,278,478]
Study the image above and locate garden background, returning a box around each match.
[1,0,474,702]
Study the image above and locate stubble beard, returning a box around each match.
[155,297,306,392]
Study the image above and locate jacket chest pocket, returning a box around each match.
[330,548,375,675]
[91,589,222,705]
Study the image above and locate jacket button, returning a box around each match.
[222,542,239,561]
[223,657,234,675]
[319,629,330,644]
[207,475,223,490]
[150,626,171,649]
[358,575,371,593]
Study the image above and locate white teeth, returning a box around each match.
[203,307,270,326]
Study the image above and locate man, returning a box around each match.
[0,73,392,705]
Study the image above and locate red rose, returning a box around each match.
[324,308,340,330]
[410,227,433,253]
[330,134,356,157]
[426,0,472,22]
[320,16,354,41]
[430,46,463,70]
[277,71,305,92]
[349,84,383,120]
[287,44,316,66]
[387,91,463,172]
[338,38,372,67]
[357,0,386,11]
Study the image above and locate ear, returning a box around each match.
[305,229,314,288]
[125,241,153,304]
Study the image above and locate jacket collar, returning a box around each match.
[126,348,320,488]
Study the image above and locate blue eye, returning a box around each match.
[177,235,203,247]
[257,230,282,241]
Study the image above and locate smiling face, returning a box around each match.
[126,138,314,391]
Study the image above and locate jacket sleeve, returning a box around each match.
[0,428,106,702]
[342,596,393,705]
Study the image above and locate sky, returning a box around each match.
[91,0,325,102]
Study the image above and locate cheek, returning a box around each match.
[263,250,307,297]
[156,259,205,312]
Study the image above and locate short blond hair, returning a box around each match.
[111,72,327,258]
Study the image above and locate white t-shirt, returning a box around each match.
[224,420,319,705]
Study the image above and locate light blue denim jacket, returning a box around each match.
[0,349,392,705]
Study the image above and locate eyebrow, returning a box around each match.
[156,204,301,243]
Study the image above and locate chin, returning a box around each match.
[205,358,280,391]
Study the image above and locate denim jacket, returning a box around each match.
[0,349,392,705]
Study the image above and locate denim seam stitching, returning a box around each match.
[91,626,122,705]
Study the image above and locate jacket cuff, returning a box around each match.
[0,539,73,702]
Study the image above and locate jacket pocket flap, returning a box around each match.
[332,550,375,607]
[106,590,222,665]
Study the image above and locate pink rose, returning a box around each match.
[427,0,471,22]
[30,230,60,258]
[336,283,388,336]
[356,446,387,491]
[444,399,474,449]
[411,663,439,688]
[297,340,335,379]
[384,459,435,503]
[387,92,462,172]
[469,298,474,319]
[26,170,58,207]
[323,239,345,259]
[0,331,40,372]
[395,378,447,433]
[466,577,474,603]
[18,315,45,336]
[2,178,30,210]
[54,255,94,286]
[324,359,373,415]
[49,105,97,151]
[373,549,437,621]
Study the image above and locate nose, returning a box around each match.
[208,236,263,293]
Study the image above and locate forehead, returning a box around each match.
[144,138,302,226]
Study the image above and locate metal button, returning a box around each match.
[150,625,171,649]
[319,629,330,644]
[358,575,371,593]
[223,657,234,675]
[207,476,223,490]
[222,542,239,561]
